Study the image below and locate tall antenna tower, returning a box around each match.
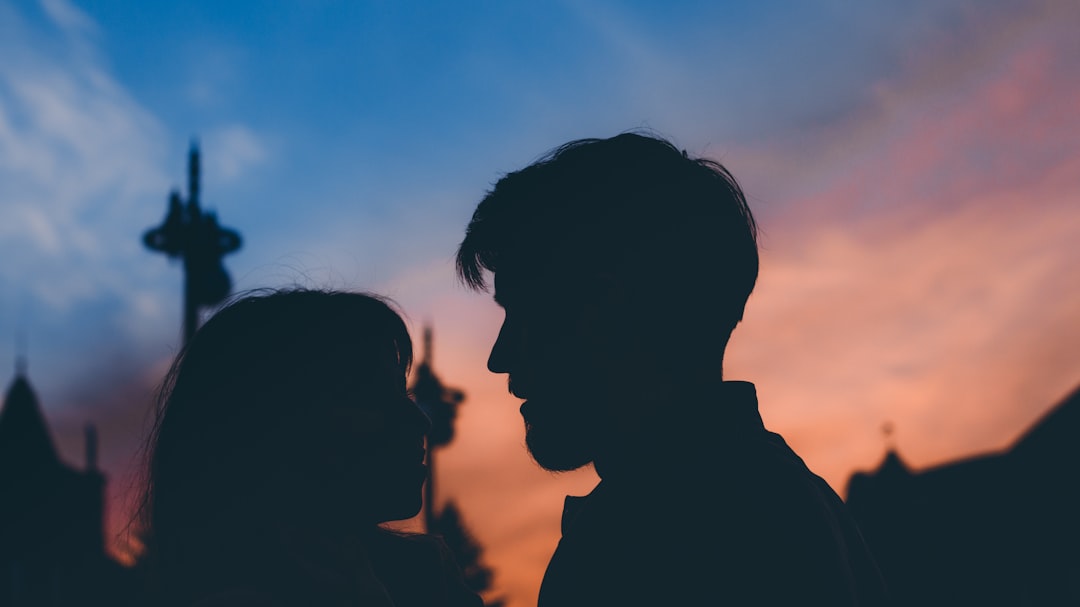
[143,141,242,345]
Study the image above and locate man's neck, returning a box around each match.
[592,379,758,482]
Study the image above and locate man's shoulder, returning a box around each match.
[548,424,892,606]
[579,431,858,552]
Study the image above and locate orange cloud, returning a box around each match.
[726,5,1080,492]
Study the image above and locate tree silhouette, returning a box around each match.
[411,326,504,607]
[430,501,505,607]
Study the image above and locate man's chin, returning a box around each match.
[524,424,593,472]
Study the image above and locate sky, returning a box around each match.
[2,0,1079,605]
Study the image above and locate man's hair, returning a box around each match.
[457,132,759,354]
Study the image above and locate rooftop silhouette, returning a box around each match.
[847,382,1080,606]
[0,364,130,606]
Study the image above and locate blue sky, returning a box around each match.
[3,1,1079,604]
[1,0,937,400]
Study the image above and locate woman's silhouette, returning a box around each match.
[135,289,482,607]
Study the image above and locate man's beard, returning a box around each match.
[521,401,600,472]
[524,421,594,471]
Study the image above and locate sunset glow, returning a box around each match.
[2,1,1078,605]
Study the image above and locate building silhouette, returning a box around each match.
[0,362,130,606]
[846,383,1080,606]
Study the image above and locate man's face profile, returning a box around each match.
[487,270,607,472]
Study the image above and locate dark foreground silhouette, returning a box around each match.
[0,364,131,605]
[847,384,1080,606]
[457,132,894,606]
[135,289,483,607]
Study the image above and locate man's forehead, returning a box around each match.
[492,271,513,307]
[492,269,537,308]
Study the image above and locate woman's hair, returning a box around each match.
[134,288,414,603]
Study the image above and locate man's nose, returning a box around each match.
[487,321,513,374]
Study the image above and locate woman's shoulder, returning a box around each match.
[368,530,452,564]
[368,531,484,607]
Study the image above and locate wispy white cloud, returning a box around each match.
[0,1,169,317]
[202,123,269,184]
[39,0,97,35]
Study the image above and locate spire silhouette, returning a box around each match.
[0,363,126,605]
[14,329,27,376]
[143,140,243,345]
[0,367,58,471]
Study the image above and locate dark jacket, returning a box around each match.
[539,381,892,606]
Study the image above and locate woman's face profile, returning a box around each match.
[298,353,431,525]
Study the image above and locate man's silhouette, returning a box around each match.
[457,133,891,605]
